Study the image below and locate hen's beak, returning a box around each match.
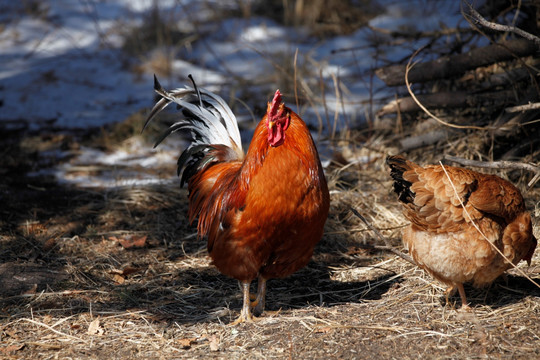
[268,121,275,130]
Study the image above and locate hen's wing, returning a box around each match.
[388,155,483,233]
[467,172,527,221]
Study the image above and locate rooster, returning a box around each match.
[144,76,330,323]
[387,155,536,309]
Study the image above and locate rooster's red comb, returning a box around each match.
[268,90,282,118]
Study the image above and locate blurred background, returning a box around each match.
[1,0,538,187]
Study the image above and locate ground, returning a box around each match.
[0,124,539,359]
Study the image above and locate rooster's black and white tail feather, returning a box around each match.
[144,75,244,186]
[144,75,242,151]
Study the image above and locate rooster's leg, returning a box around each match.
[251,276,267,317]
[230,281,255,325]
[456,283,471,311]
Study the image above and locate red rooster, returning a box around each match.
[387,155,536,309]
[144,76,330,323]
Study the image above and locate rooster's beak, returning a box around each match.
[268,121,275,130]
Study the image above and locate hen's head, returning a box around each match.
[266,90,290,147]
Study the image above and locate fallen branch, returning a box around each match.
[443,155,539,173]
[367,25,475,40]
[375,39,537,87]
[399,129,455,151]
[378,90,519,115]
[464,2,540,46]
[443,155,540,187]
[505,102,540,113]
[350,207,415,265]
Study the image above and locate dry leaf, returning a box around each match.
[22,283,37,295]
[0,344,24,353]
[109,266,139,284]
[208,335,219,351]
[43,238,56,251]
[112,274,125,285]
[121,266,139,276]
[178,337,197,349]
[87,317,104,336]
[314,326,333,334]
[115,235,147,249]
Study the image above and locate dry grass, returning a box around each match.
[251,0,381,38]
[1,123,539,359]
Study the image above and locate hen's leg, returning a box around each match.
[444,285,456,307]
[251,276,267,317]
[456,283,471,311]
[230,281,254,325]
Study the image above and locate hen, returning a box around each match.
[144,76,330,323]
[387,155,536,309]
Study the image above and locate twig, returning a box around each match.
[443,155,540,187]
[21,318,87,342]
[0,289,110,301]
[405,50,491,131]
[438,161,540,290]
[368,25,474,40]
[505,102,540,113]
[464,2,540,46]
[350,207,415,265]
[293,47,299,113]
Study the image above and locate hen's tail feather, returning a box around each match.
[386,155,416,204]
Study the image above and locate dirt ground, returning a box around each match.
[1,122,539,359]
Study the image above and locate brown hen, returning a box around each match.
[387,155,537,309]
